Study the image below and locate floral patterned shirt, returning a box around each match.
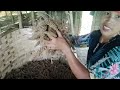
[69,30,120,79]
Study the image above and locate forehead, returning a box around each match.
[113,11,120,13]
[109,11,120,15]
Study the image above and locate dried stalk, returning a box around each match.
[29,12,73,61]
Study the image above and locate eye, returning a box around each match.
[105,11,110,15]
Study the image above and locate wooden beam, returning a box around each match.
[17,11,23,29]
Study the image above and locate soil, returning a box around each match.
[4,59,76,79]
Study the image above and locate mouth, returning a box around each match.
[102,25,112,32]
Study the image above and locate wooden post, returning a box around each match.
[31,11,35,26]
[0,28,1,33]
[91,11,103,32]
[10,11,14,24]
[69,11,74,35]
[17,11,23,29]
[26,11,29,19]
[26,11,27,14]
[5,11,8,17]
[54,11,57,21]
[73,11,77,35]
[74,11,82,35]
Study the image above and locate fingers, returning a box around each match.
[56,29,63,38]
[47,47,56,50]
[44,40,51,44]
[45,44,56,50]
[44,31,55,40]
[45,29,63,38]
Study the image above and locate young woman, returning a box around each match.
[45,11,120,79]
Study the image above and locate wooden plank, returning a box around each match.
[17,11,23,29]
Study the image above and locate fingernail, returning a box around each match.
[45,46,47,49]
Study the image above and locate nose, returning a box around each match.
[105,16,114,25]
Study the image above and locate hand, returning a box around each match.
[44,29,71,54]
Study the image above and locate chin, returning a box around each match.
[100,29,110,37]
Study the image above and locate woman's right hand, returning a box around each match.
[44,30,71,55]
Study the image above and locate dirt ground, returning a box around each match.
[4,59,76,79]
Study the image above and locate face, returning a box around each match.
[100,11,120,38]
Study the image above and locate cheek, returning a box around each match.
[112,21,120,31]
[100,18,104,24]
[100,19,106,30]
[113,26,120,33]
[101,17,107,26]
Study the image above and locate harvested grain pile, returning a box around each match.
[4,59,76,79]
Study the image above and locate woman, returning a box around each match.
[45,11,120,79]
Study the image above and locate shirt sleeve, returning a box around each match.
[89,46,120,79]
[68,33,91,47]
